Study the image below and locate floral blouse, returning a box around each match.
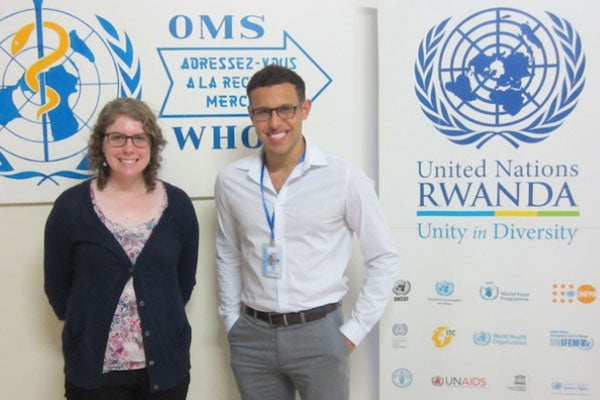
[91,185,167,373]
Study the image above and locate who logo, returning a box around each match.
[0,0,140,185]
[415,8,585,148]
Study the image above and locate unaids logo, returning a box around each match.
[415,8,585,148]
[0,0,140,185]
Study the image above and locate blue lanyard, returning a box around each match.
[260,162,275,245]
[259,151,305,245]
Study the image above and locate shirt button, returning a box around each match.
[148,360,155,366]
[145,330,151,337]
[139,300,145,307]
[153,384,159,391]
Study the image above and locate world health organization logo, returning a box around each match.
[415,8,585,148]
[473,330,492,346]
[0,0,140,185]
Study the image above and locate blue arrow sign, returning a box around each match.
[157,31,332,118]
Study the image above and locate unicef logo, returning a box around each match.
[435,281,454,296]
[0,0,140,185]
[415,8,585,148]
[393,280,411,296]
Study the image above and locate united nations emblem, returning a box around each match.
[0,0,140,185]
[435,280,454,296]
[415,8,585,148]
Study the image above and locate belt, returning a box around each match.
[243,302,341,327]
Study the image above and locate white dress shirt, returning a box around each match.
[214,140,399,345]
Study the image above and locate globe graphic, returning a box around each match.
[473,331,492,345]
[392,323,408,336]
[479,284,499,300]
[436,281,453,296]
[0,8,119,163]
[438,8,560,127]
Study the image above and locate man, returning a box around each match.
[214,64,399,400]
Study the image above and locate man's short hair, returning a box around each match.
[246,64,306,104]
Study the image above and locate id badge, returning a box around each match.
[262,242,283,279]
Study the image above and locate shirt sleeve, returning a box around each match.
[214,172,243,332]
[176,189,200,305]
[339,165,400,345]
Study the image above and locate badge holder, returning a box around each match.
[262,242,283,278]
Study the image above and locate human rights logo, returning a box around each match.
[0,0,140,185]
[415,8,585,148]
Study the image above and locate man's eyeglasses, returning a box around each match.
[104,132,152,148]
[250,104,300,122]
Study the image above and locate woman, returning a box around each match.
[44,98,199,399]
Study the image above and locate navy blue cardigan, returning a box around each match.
[44,180,199,392]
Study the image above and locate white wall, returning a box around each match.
[0,3,384,400]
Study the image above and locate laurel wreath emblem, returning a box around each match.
[0,15,142,185]
[96,15,142,99]
[414,12,585,148]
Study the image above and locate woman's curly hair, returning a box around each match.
[87,98,166,191]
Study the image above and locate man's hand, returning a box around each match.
[344,336,356,352]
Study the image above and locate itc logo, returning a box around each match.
[431,326,456,348]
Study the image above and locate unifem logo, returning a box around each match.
[393,279,411,302]
[415,8,585,148]
[0,0,140,185]
[549,330,594,350]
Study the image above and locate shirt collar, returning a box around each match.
[236,138,328,183]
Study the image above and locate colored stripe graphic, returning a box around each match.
[416,210,580,217]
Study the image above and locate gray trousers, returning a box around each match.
[227,308,350,400]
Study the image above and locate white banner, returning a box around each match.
[378,1,599,398]
[0,0,354,203]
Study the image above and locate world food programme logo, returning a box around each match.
[0,0,140,185]
[415,8,585,148]
[480,282,499,300]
